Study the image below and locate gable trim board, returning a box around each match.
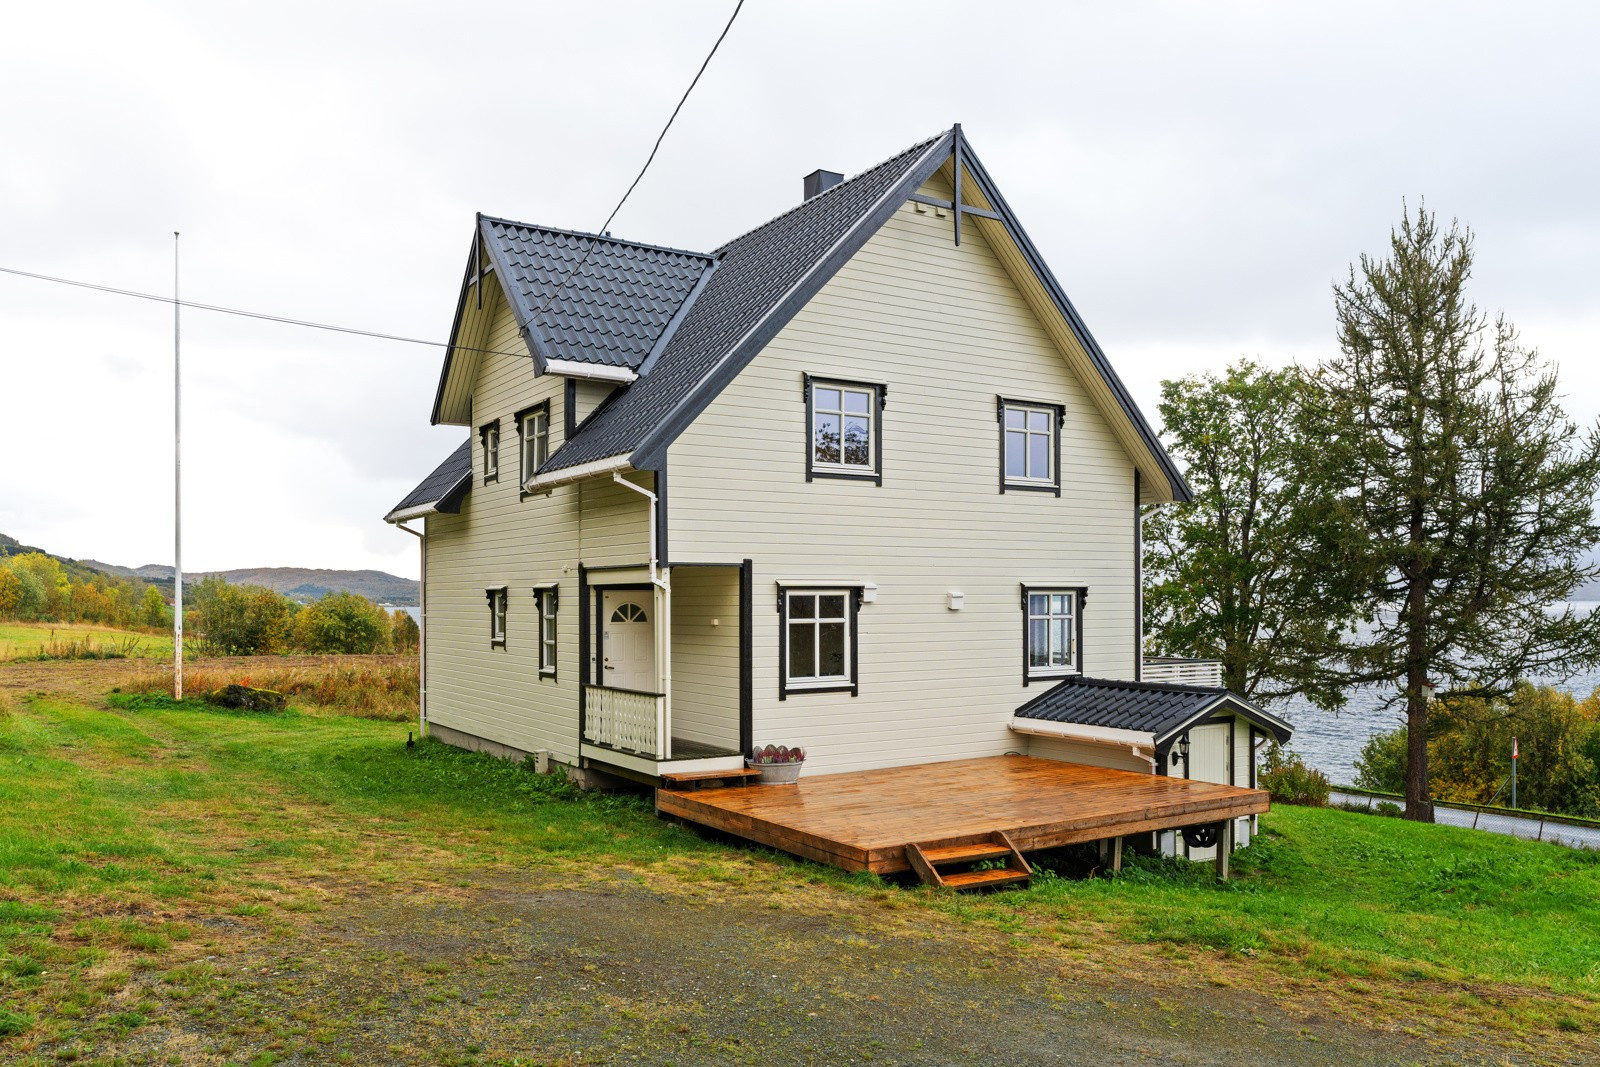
[570,129,1183,503]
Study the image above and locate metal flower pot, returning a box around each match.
[747,759,804,785]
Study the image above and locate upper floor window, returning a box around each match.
[480,420,501,483]
[486,586,507,647]
[517,402,550,487]
[1022,585,1083,682]
[998,397,1062,495]
[805,375,884,484]
[779,587,860,698]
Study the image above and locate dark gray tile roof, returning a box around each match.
[1015,676,1292,744]
[480,218,713,371]
[540,133,947,471]
[386,438,471,521]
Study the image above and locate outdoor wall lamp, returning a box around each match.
[1177,734,1191,765]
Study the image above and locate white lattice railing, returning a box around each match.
[1142,658,1225,687]
[584,685,664,757]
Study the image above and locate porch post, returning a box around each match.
[1214,820,1233,881]
[657,571,671,760]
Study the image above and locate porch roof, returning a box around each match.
[1015,676,1293,746]
[384,438,472,523]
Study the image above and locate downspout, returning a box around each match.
[612,472,672,759]
[395,520,426,736]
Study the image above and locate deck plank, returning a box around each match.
[658,755,1268,874]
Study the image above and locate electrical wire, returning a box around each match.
[0,1,745,362]
[522,0,743,324]
[0,264,527,360]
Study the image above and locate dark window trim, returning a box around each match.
[1019,583,1086,686]
[803,373,886,486]
[777,583,862,700]
[485,585,508,648]
[563,379,577,442]
[532,583,558,679]
[997,396,1063,496]
[479,420,501,484]
[515,402,551,500]
[577,565,589,736]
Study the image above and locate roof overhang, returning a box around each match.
[1007,716,1156,750]
[524,453,633,492]
[383,470,470,525]
[1151,694,1295,748]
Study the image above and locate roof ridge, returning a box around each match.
[477,214,713,262]
[709,129,949,257]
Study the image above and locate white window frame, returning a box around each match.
[487,587,507,648]
[1025,587,1080,680]
[536,586,557,676]
[809,380,878,477]
[481,422,501,481]
[519,404,550,485]
[1000,398,1061,492]
[783,588,854,691]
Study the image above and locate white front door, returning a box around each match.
[602,591,656,692]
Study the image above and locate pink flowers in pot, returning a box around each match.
[749,744,806,765]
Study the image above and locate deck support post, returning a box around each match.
[1111,835,1123,874]
[1214,820,1232,881]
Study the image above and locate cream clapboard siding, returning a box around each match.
[1026,736,1152,775]
[667,567,741,750]
[572,380,618,426]
[425,285,653,764]
[666,179,1139,775]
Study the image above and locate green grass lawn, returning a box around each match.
[0,684,1596,1060]
[0,622,172,661]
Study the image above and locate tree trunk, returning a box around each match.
[1404,573,1434,821]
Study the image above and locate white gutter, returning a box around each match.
[394,520,427,736]
[525,453,632,492]
[385,502,438,524]
[609,472,672,760]
[1007,715,1157,771]
[544,358,637,383]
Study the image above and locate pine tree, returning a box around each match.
[1306,203,1600,820]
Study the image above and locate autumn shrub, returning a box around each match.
[1258,742,1331,806]
[124,657,418,720]
[292,592,390,654]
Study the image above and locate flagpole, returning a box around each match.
[173,232,183,700]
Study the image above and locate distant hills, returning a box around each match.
[2,533,418,605]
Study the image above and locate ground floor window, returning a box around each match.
[534,584,558,676]
[780,587,858,697]
[1022,585,1082,682]
[486,587,507,648]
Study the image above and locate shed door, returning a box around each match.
[1182,722,1234,861]
[601,591,656,693]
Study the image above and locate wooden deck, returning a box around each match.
[657,755,1269,875]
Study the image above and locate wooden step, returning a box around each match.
[918,842,1012,866]
[659,767,761,789]
[940,867,1031,891]
[905,830,1032,890]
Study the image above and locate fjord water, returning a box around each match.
[1281,602,1600,785]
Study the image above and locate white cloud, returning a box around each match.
[3,0,1597,578]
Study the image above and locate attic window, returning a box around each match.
[998,397,1062,495]
[805,375,885,485]
[480,420,501,483]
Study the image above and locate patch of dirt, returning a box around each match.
[88,869,1535,1067]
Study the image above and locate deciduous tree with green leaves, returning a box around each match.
[1143,361,1356,708]
[1306,203,1600,821]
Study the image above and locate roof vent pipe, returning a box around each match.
[803,169,843,200]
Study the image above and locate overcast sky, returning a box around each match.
[4,1,1597,579]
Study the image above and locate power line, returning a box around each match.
[0,1,745,363]
[524,0,744,324]
[0,264,526,360]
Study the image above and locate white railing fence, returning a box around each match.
[583,685,664,756]
[1142,657,1225,687]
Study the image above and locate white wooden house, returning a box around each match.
[387,127,1291,875]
